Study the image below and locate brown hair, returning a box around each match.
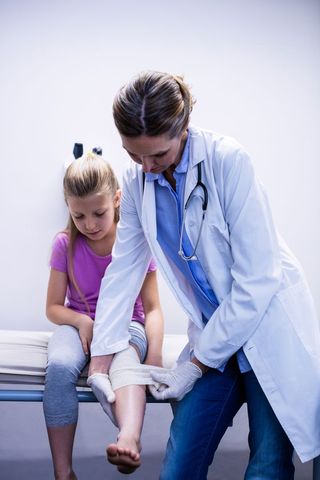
[113,71,195,138]
[63,152,120,314]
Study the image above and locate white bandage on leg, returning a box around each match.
[109,345,168,391]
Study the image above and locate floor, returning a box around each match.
[0,402,313,479]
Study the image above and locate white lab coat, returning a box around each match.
[92,125,320,462]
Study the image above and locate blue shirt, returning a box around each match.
[146,132,251,373]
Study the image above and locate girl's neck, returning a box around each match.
[85,222,117,257]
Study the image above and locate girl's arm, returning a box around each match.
[46,268,94,355]
[140,270,164,367]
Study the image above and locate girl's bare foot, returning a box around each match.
[106,435,141,474]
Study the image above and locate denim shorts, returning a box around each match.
[128,320,147,362]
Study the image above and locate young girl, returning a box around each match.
[43,152,164,480]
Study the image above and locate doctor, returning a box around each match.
[89,70,320,479]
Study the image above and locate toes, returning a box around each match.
[121,447,140,461]
[106,443,141,472]
[106,443,118,458]
[129,451,140,461]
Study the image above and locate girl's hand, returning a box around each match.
[77,315,94,355]
[144,354,163,368]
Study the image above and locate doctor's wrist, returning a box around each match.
[191,356,210,374]
[88,354,113,376]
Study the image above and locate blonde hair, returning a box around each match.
[113,70,195,138]
[63,152,120,314]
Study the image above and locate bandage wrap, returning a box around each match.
[109,345,166,391]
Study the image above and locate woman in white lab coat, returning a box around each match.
[89,70,320,479]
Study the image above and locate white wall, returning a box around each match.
[0,0,319,333]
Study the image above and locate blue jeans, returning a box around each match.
[243,370,294,479]
[160,356,294,480]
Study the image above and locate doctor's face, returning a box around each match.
[121,131,188,175]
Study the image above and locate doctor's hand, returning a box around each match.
[87,354,116,416]
[149,361,203,401]
[87,373,118,426]
[87,372,115,403]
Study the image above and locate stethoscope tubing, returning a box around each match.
[142,163,208,262]
[178,162,208,261]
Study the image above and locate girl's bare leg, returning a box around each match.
[47,424,77,480]
[107,384,146,474]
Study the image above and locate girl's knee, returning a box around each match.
[46,359,79,385]
[129,342,141,359]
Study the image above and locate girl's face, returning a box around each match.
[120,130,188,175]
[67,191,120,241]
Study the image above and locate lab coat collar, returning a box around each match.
[141,124,209,231]
[188,125,207,168]
[183,125,207,206]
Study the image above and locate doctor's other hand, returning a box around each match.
[87,372,116,404]
[149,361,203,401]
[87,373,117,426]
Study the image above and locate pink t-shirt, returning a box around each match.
[50,232,156,324]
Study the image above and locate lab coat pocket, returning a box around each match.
[276,281,320,357]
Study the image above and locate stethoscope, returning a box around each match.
[178,162,208,261]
